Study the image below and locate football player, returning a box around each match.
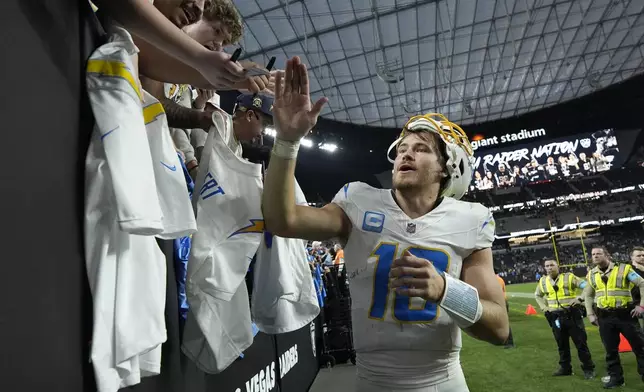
[262,57,509,392]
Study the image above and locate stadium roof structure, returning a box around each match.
[236,0,644,128]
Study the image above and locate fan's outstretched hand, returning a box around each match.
[273,56,328,141]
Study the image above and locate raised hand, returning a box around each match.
[273,56,328,142]
[389,250,447,302]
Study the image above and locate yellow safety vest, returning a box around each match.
[539,273,578,308]
[587,263,635,309]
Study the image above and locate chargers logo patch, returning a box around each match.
[362,211,385,233]
[228,219,265,238]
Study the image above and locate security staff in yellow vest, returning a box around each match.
[535,259,595,379]
[583,245,644,389]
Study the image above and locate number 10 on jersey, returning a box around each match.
[368,243,450,322]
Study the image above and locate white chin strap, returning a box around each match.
[386,137,404,164]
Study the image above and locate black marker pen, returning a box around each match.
[230,47,242,62]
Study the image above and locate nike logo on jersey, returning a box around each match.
[200,172,225,200]
[481,215,495,229]
[100,126,119,140]
[160,161,177,171]
[362,211,385,233]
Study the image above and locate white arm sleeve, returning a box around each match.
[475,206,496,250]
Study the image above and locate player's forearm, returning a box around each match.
[464,300,509,345]
[262,154,298,236]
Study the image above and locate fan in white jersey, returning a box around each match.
[261,57,510,392]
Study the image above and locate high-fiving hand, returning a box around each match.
[273,57,328,142]
[389,250,447,302]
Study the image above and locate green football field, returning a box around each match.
[460,283,643,391]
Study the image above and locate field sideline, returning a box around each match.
[460,282,642,392]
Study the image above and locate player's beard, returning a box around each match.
[392,169,440,193]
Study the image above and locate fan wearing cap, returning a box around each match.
[185,92,273,178]
[260,57,509,391]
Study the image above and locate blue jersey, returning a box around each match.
[174,153,194,321]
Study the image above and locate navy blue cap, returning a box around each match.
[235,93,273,117]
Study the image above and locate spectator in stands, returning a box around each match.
[566,153,581,177]
[524,159,546,182]
[578,152,595,175]
[510,165,525,187]
[95,0,269,93]
[593,152,611,172]
[495,164,512,188]
[333,244,345,265]
[473,171,484,189]
[482,171,494,190]
[558,156,570,178]
[187,92,273,181]
[544,156,560,179]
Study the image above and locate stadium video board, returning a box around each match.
[470,129,624,191]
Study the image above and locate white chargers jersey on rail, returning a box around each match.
[182,121,264,374]
[142,92,197,239]
[85,26,195,392]
[331,182,495,389]
[252,180,320,334]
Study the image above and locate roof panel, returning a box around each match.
[398,8,418,42]
[264,8,297,43]
[417,2,437,37]
[247,15,278,47]
[330,0,357,25]
[319,31,345,62]
[257,0,280,11]
[475,0,496,23]
[338,83,360,108]
[379,13,400,47]
[235,0,261,17]
[234,0,639,127]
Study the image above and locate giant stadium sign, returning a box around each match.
[470,128,547,151]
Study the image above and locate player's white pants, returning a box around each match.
[355,367,469,392]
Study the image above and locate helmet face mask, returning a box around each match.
[387,113,474,200]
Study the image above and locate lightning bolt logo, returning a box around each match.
[228,219,265,238]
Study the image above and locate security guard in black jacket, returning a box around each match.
[584,246,644,389]
[535,259,595,379]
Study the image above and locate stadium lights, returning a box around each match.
[264,127,277,137]
[319,143,338,153]
[263,127,313,148]
[300,138,313,148]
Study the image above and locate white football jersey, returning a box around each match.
[142,93,197,239]
[331,182,495,389]
[85,27,195,392]
[182,122,264,374]
[251,180,320,334]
